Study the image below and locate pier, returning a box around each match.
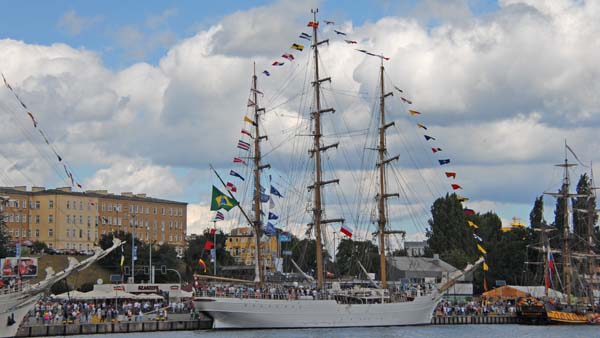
[15,319,212,337]
[431,315,517,325]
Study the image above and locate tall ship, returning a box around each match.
[517,144,600,324]
[193,9,480,329]
[0,239,121,338]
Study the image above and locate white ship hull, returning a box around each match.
[194,294,441,329]
[0,294,40,338]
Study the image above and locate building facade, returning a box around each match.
[0,186,187,254]
[225,227,280,271]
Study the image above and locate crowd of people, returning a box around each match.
[23,298,194,326]
[434,299,516,317]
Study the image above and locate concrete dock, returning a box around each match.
[15,319,212,337]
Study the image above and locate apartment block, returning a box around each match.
[0,186,187,254]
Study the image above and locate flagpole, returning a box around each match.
[209,164,254,226]
[213,220,217,276]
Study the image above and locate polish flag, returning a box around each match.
[340,224,353,238]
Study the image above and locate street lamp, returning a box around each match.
[130,214,137,284]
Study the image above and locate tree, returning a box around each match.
[183,230,234,278]
[31,241,48,254]
[335,238,380,279]
[426,193,478,269]
[572,173,597,252]
[0,210,11,258]
[551,182,567,249]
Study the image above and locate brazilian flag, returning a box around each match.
[210,186,238,211]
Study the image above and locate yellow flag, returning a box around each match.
[457,195,469,202]
[483,262,489,271]
[408,110,421,115]
[244,116,255,125]
[468,220,478,229]
[477,244,487,255]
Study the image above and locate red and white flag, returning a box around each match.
[340,224,353,238]
[226,182,237,193]
[282,53,295,61]
[233,157,247,165]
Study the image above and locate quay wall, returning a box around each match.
[16,319,212,337]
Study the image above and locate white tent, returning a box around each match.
[53,290,88,300]
[135,293,164,300]
[78,289,139,300]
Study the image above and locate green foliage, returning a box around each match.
[50,279,71,295]
[78,282,95,292]
[335,238,380,278]
[0,210,11,258]
[31,241,48,254]
[183,230,234,278]
[572,173,597,252]
[426,193,478,269]
[98,231,179,282]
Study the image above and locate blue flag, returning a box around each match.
[265,222,276,235]
[438,159,450,165]
[230,170,245,181]
[270,186,283,198]
[260,192,270,203]
[268,212,279,220]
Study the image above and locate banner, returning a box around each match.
[1,257,38,277]
[278,233,292,242]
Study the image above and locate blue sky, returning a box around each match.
[2,0,597,238]
[2,0,500,69]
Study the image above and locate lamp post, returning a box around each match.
[130,214,136,284]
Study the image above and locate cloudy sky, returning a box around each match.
[1,0,599,242]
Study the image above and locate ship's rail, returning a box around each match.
[194,285,434,303]
[0,280,31,295]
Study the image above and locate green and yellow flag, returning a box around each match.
[210,186,238,211]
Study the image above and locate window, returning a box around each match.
[48,214,53,223]
[153,207,157,214]
[9,214,14,222]
[14,200,19,208]
[102,203,106,211]
[67,215,70,224]
[108,203,112,211]
[145,207,149,214]
[48,228,53,237]
[161,208,165,215]
[87,229,91,240]
[35,215,40,224]
[35,229,39,237]
[87,216,91,226]
[35,201,40,209]
[49,200,54,209]
[169,221,172,229]
[79,229,83,238]
[94,230,98,240]
[80,215,83,224]
[13,230,18,238]
[66,229,70,238]
[169,208,173,216]
[79,201,83,210]
[161,221,165,231]
[169,235,173,241]
[22,200,26,208]
[15,214,20,222]
[66,201,70,209]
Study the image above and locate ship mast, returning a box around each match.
[376,59,399,289]
[545,144,577,304]
[586,163,597,309]
[309,8,343,289]
[251,63,269,287]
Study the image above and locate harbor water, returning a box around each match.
[62,325,598,338]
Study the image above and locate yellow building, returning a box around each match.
[0,186,187,254]
[225,227,280,270]
[501,216,526,232]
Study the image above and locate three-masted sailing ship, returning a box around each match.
[193,9,480,329]
[517,144,600,324]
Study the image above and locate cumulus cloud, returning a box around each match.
[2,0,600,238]
[84,159,184,198]
[57,10,102,36]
